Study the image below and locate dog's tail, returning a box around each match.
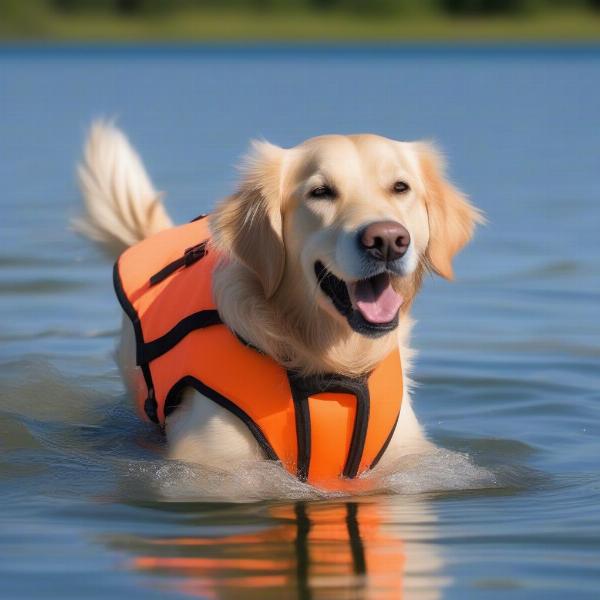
[73,121,173,259]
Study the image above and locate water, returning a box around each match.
[1,45,599,599]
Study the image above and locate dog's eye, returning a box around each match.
[309,185,335,199]
[392,181,410,194]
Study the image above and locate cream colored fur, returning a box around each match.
[73,121,173,256]
[76,123,481,481]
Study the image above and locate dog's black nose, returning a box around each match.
[359,221,410,262]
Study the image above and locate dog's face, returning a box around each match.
[283,135,433,337]
[211,134,481,339]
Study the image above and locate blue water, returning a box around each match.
[1,45,599,599]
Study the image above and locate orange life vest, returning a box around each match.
[114,216,403,484]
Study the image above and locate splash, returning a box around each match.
[122,448,498,503]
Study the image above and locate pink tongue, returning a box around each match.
[352,274,403,324]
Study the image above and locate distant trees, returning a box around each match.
[439,0,591,14]
[29,0,600,15]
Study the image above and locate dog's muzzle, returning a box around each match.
[314,261,402,337]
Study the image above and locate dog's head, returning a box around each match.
[211,134,482,339]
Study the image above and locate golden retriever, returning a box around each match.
[75,123,482,479]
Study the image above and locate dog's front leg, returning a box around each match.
[165,389,264,471]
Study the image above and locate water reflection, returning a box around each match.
[117,498,446,599]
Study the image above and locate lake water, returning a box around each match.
[1,45,599,599]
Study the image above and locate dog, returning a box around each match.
[75,122,482,484]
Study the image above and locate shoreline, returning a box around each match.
[1,42,600,58]
[1,9,600,44]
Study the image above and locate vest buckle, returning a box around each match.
[184,242,207,266]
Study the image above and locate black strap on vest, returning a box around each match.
[114,260,160,423]
[164,375,279,462]
[113,233,220,424]
[189,213,208,223]
[136,310,222,364]
[287,371,371,481]
[369,411,399,470]
[149,241,208,287]
[147,214,209,286]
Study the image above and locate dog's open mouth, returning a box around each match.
[314,261,402,336]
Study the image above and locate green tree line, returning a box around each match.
[3,0,600,17]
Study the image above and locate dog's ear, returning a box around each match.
[210,141,286,299]
[417,143,484,280]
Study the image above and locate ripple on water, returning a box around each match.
[0,279,90,294]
